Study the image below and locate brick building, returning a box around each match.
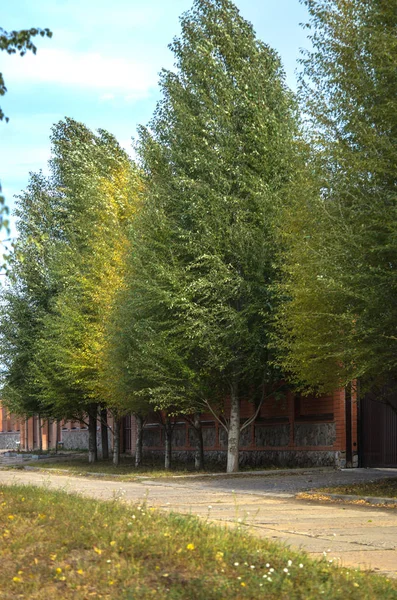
[1,384,395,468]
[0,405,22,450]
[126,388,358,469]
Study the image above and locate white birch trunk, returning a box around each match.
[113,418,120,466]
[164,416,172,470]
[226,380,240,473]
[100,408,109,460]
[88,404,98,464]
[193,412,205,471]
[135,415,143,467]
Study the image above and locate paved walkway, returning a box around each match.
[0,468,396,578]
[168,467,397,496]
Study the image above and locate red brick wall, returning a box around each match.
[139,389,348,454]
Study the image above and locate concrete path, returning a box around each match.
[168,467,397,496]
[0,469,396,579]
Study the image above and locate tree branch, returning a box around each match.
[240,395,264,432]
[203,400,229,433]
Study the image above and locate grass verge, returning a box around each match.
[14,456,308,480]
[1,484,397,599]
[318,478,397,499]
[19,457,210,479]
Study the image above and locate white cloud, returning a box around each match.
[100,93,116,101]
[4,48,159,98]
[39,1,163,32]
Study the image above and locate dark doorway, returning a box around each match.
[361,385,397,467]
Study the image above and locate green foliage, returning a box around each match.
[33,119,139,419]
[274,0,397,393]
[117,0,298,419]
[0,26,52,122]
[0,26,52,228]
[0,172,63,416]
[0,118,140,422]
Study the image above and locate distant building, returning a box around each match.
[1,386,396,468]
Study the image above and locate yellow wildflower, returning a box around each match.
[186,543,195,551]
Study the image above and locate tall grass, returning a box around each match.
[1,484,396,599]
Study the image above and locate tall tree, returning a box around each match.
[1,119,140,462]
[0,172,64,419]
[123,0,298,471]
[274,0,397,394]
[32,119,140,461]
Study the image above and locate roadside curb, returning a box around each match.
[2,465,336,481]
[297,491,397,508]
[6,466,126,478]
[159,467,336,479]
[325,492,397,506]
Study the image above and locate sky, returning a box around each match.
[0,0,310,239]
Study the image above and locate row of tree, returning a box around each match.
[1,0,395,471]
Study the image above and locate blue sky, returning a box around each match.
[1,0,310,238]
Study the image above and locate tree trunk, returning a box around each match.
[88,404,98,464]
[193,412,205,470]
[135,414,143,468]
[113,417,120,466]
[226,380,240,473]
[164,416,172,470]
[55,420,59,454]
[25,419,29,451]
[100,408,109,460]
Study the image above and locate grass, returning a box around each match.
[12,455,315,481]
[319,478,397,499]
[19,456,213,480]
[1,485,397,599]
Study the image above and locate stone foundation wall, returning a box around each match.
[61,429,111,454]
[255,425,290,447]
[61,429,90,450]
[294,422,336,447]
[142,448,343,469]
[0,432,20,450]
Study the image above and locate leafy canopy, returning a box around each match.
[274,0,397,393]
[118,0,298,417]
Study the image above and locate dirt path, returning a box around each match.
[0,469,396,578]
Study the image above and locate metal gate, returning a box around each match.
[361,386,397,467]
